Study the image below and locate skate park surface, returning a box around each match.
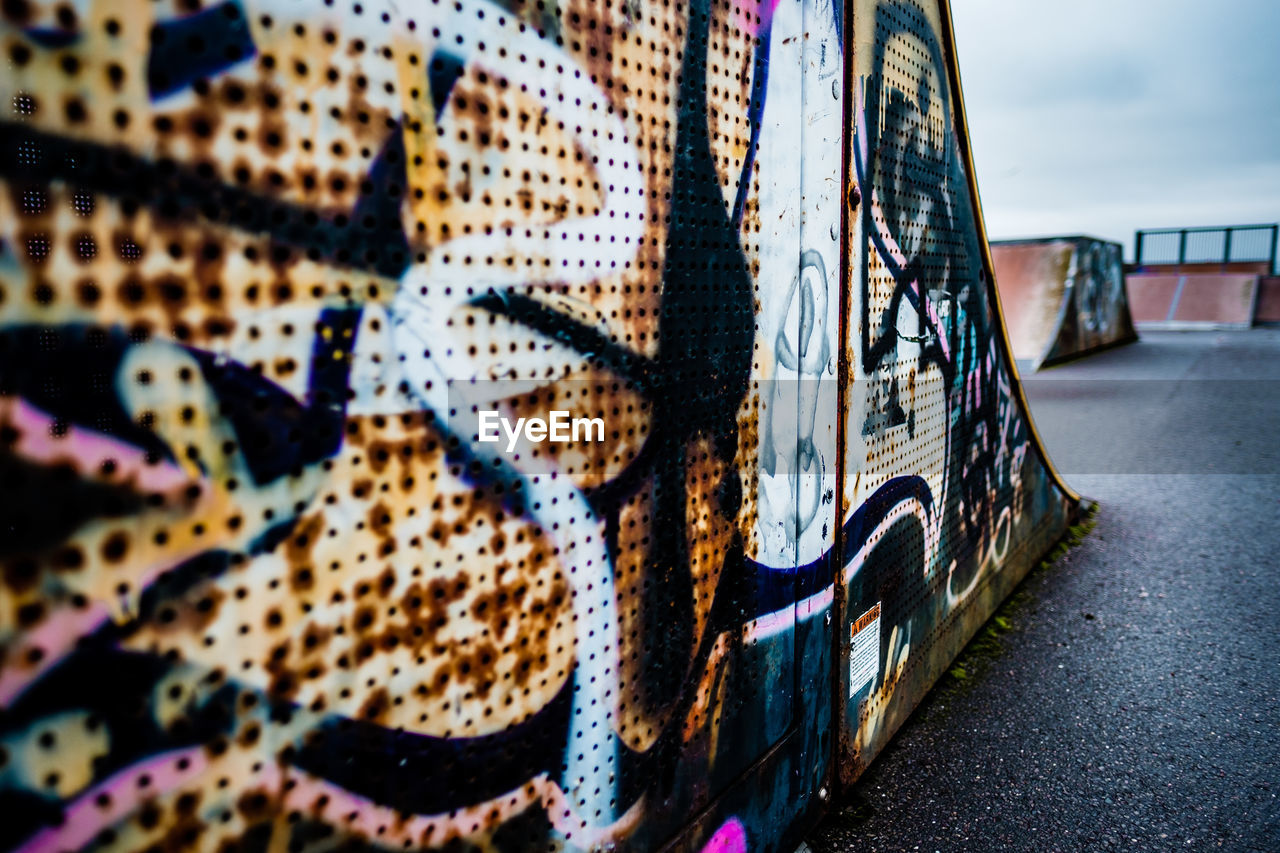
[811,328,1280,851]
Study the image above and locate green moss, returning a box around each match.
[934,502,1098,695]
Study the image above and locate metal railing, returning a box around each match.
[1134,224,1278,274]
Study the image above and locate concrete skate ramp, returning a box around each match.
[992,237,1138,369]
[1129,273,1259,328]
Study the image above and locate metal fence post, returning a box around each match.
[1223,227,1233,265]
[1178,230,1187,265]
[1135,231,1144,267]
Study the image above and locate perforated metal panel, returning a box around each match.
[837,0,1072,781]
[0,0,1069,850]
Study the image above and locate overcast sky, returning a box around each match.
[951,0,1280,259]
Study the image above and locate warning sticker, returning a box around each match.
[849,602,881,697]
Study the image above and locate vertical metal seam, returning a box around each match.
[829,0,857,794]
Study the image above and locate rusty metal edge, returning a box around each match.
[936,0,1084,506]
[827,0,857,820]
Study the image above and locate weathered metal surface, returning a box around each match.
[991,236,1138,369]
[835,0,1074,790]
[0,0,1073,850]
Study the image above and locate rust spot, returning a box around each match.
[456,640,500,698]
[76,279,102,307]
[265,639,292,672]
[154,585,227,634]
[174,790,202,815]
[101,531,129,563]
[2,0,33,25]
[201,316,235,338]
[16,601,43,628]
[3,558,40,593]
[158,816,208,853]
[256,119,288,154]
[357,686,391,722]
[301,624,333,651]
[364,436,422,475]
[283,514,324,568]
[52,545,84,570]
[367,501,393,537]
[289,565,315,592]
[268,669,299,701]
[235,789,271,820]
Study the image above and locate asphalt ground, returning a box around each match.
[809,329,1280,852]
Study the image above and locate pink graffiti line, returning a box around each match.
[0,532,221,707]
[0,401,220,704]
[910,278,953,363]
[278,770,645,850]
[733,0,782,36]
[14,747,210,853]
[0,601,111,706]
[0,396,192,496]
[15,751,645,853]
[701,817,749,853]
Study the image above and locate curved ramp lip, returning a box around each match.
[937,0,1082,505]
[1000,236,1139,372]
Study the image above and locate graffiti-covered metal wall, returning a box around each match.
[992,236,1138,370]
[836,0,1075,783]
[0,0,1075,850]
